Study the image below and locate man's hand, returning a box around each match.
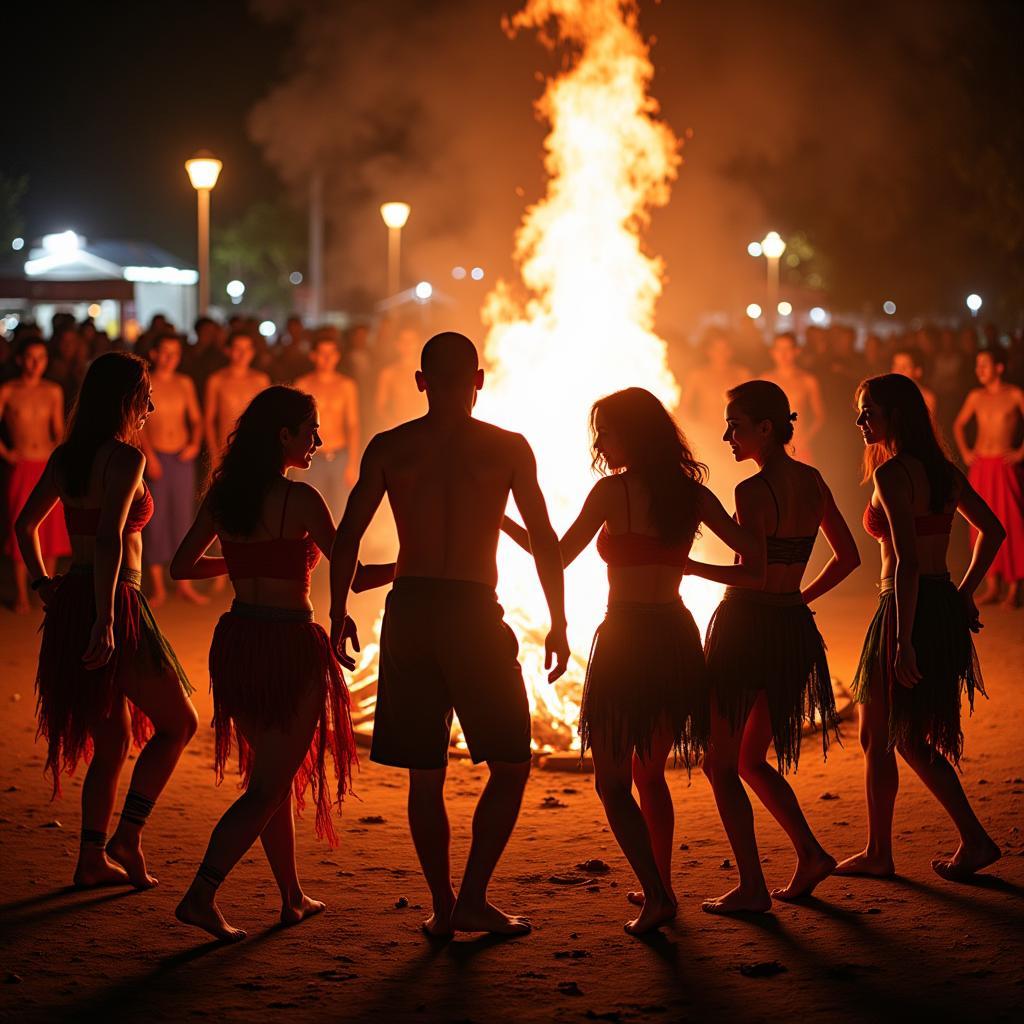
[330,614,361,671]
[544,622,570,683]
[1004,448,1024,466]
[962,450,976,467]
[180,443,201,462]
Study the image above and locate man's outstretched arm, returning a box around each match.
[330,436,387,667]
[509,435,569,681]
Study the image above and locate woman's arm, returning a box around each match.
[684,481,767,589]
[876,462,921,687]
[170,495,228,580]
[502,478,608,569]
[352,562,397,592]
[800,474,860,604]
[294,481,336,560]
[501,515,532,552]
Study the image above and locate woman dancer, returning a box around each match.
[501,387,758,934]
[836,373,1003,881]
[15,352,197,889]
[686,381,860,914]
[171,386,356,941]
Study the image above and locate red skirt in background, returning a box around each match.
[35,565,192,796]
[209,601,357,846]
[969,456,1024,582]
[6,459,70,561]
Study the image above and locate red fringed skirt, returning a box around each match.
[209,601,357,846]
[35,565,192,796]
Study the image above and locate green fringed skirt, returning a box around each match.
[851,574,984,764]
[579,598,707,768]
[702,587,836,773]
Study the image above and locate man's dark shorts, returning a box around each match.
[370,576,532,769]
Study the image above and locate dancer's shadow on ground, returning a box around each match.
[0,886,136,932]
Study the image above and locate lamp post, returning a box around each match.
[185,151,223,315]
[760,230,786,338]
[380,201,411,298]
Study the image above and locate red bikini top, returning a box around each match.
[596,477,691,568]
[862,459,954,541]
[221,483,321,585]
[63,449,154,536]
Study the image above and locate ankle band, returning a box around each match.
[120,790,156,827]
[80,828,107,849]
[197,861,226,889]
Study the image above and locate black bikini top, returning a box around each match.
[757,474,817,565]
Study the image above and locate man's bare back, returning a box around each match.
[0,378,63,461]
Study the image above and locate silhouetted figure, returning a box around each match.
[15,353,197,890]
[952,348,1024,606]
[837,373,1003,882]
[759,333,825,463]
[330,331,568,938]
[687,381,860,914]
[171,386,356,942]
[502,387,756,934]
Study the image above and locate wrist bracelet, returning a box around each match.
[30,575,51,592]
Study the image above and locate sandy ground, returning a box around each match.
[1,561,1022,1024]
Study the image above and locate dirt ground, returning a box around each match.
[1,560,1022,1024]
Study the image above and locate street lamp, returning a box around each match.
[760,231,786,338]
[966,293,983,317]
[185,150,223,315]
[380,201,411,298]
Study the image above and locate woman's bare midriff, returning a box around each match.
[227,575,314,611]
[606,563,686,604]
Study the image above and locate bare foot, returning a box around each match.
[280,892,325,925]
[932,837,1001,882]
[625,895,677,935]
[627,889,677,909]
[451,900,531,936]
[834,850,895,878]
[772,851,837,901]
[422,907,455,939]
[73,852,131,889]
[175,889,246,942]
[177,582,210,606]
[701,885,772,915]
[106,834,159,889]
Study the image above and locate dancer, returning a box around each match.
[952,348,1024,607]
[140,332,206,606]
[1,336,70,612]
[171,386,356,942]
[837,373,1003,881]
[500,387,760,934]
[330,332,568,939]
[14,352,197,889]
[686,381,860,913]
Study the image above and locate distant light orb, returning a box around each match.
[4,315,18,331]
[777,300,793,316]
[226,279,245,300]
[966,293,983,313]
[259,320,276,338]
[745,303,763,320]
[415,281,433,301]
[11,237,24,251]
[87,303,101,319]
[883,300,897,315]
[470,266,485,281]
[289,271,303,285]
[761,231,786,260]
[746,241,762,258]
[809,306,829,325]
[451,266,467,280]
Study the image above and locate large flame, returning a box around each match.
[349,0,723,752]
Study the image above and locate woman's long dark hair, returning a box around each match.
[590,387,707,544]
[208,385,315,535]
[857,373,956,511]
[56,352,150,498]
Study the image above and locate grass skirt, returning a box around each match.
[35,565,192,797]
[702,588,836,773]
[851,574,984,764]
[579,598,706,768]
[209,601,357,846]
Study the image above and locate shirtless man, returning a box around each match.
[204,331,271,468]
[0,337,70,612]
[759,333,825,463]
[375,326,424,429]
[892,346,938,417]
[141,333,206,606]
[330,331,569,938]
[293,334,360,519]
[679,330,752,426]
[953,348,1024,606]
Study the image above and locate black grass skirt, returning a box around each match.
[702,588,836,773]
[579,598,706,768]
[851,574,984,765]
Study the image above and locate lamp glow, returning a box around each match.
[809,306,829,325]
[452,266,467,280]
[883,300,896,315]
[380,202,411,230]
[185,153,223,191]
[11,237,24,251]
[746,303,762,320]
[470,266,485,281]
[226,279,245,299]
[777,300,793,316]
[415,281,433,301]
[966,293,982,313]
[259,320,276,338]
[746,241,762,258]
[761,231,786,260]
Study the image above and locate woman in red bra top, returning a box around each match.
[171,386,356,942]
[14,352,197,891]
[685,380,860,915]
[502,387,758,935]
[836,373,1004,883]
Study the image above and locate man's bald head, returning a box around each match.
[420,332,479,386]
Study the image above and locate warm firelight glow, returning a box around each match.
[349,0,723,753]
